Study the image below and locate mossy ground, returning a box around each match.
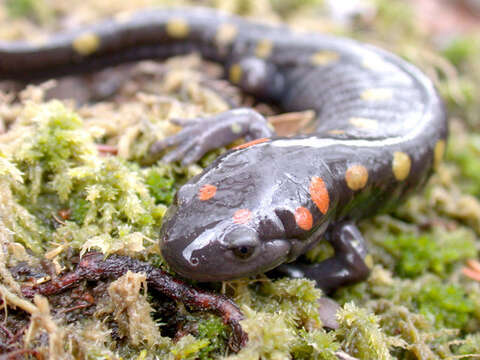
[0,0,480,359]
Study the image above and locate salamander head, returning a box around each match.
[159,151,292,282]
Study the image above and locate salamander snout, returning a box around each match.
[160,213,292,282]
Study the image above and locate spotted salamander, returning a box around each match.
[0,8,447,292]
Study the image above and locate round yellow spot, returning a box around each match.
[255,39,273,59]
[392,151,411,181]
[361,88,393,101]
[166,18,190,38]
[434,139,446,169]
[215,23,238,47]
[72,32,100,56]
[345,164,369,191]
[229,64,242,84]
[310,51,339,66]
[349,117,378,130]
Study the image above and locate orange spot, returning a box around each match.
[295,207,313,231]
[198,184,217,201]
[233,138,270,150]
[233,209,252,224]
[309,177,329,214]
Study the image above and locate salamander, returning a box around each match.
[0,7,448,292]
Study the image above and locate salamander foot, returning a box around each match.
[271,221,371,294]
[150,108,273,165]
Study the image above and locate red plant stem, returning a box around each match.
[21,252,247,352]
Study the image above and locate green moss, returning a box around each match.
[228,307,297,359]
[443,36,480,68]
[291,329,339,360]
[414,280,475,329]
[447,133,480,196]
[336,302,394,360]
[4,101,172,255]
[170,335,210,360]
[14,101,96,203]
[255,278,323,327]
[380,229,476,278]
[453,333,480,358]
[196,316,229,359]
[5,0,53,22]
[145,166,177,205]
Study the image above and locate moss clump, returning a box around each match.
[380,229,476,278]
[13,100,96,204]
[442,36,480,68]
[145,165,178,205]
[255,278,323,328]
[227,307,297,359]
[447,133,480,196]
[453,333,480,358]
[196,316,229,359]
[5,0,52,22]
[414,280,475,329]
[5,100,172,256]
[291,329,339,360]
[336,302,396,360]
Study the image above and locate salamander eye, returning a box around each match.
[231,243,256,260]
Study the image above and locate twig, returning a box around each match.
[21,252,248,352]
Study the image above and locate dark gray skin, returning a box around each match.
[0,8,448,292]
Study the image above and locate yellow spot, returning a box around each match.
[255,39,273,59]
[434,139,446,169]
[364,254,374,269]
[231,123,242,134]
[345,164,368,191]
[215,23,238,47]
[310,51,339,66]
[72,32,100,56]
[166,18,190,38]
[327,129,345,135]
[229,64,242,84]
[392,151,411,181]
[349,117,378,130]
[361,88,393,101]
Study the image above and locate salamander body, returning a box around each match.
[0,8,448,291]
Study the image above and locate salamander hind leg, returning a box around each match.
[273,221,371,294]
[150,108,274,165]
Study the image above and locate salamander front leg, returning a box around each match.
[150,108,274,165]
[273,221,371,294]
